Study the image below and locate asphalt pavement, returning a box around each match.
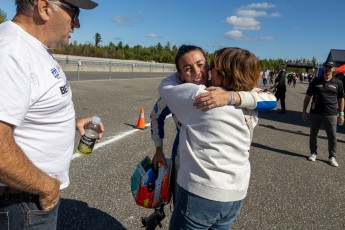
[57,77,345,230]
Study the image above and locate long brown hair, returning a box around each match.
[212,47,261,91]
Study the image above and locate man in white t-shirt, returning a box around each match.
[0,1,103,229]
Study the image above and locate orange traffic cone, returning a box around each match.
[136,107,146,129]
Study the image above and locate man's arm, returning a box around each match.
[337,81,344,124]
[0,121,60,211]
[339,98,345,112]
[302,95,312,121]
[338,98,344,125]
[270,81,279,90]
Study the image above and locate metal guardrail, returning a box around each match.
[55,57,177,81]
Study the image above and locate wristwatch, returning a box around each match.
[230,91,236,105]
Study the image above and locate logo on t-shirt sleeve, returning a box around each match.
[51,67,61,79]
[60,80,70,95]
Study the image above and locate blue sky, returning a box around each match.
[1,0,344,62]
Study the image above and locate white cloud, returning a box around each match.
[270,12,282,17]
[225,30,275,41]
[226,16,260,30]
[223,2,280,42]
[259,36,275,40]
[112,16,134,26]
[237,10,268,18]
[236,10,281,18]
[225,2,281,41]
[146,34,158,38]
[225,30,245,40]
[146,34,163,39]
[244,2,275,9]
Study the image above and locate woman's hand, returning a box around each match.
[193,87,231,112]
[152,147,166,170]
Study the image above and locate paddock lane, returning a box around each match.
[57,77,345,230]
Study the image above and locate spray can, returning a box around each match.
[77,116,101,156]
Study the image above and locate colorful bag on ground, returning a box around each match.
[130,156,172,209]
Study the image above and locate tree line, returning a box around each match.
[52,40,181,64]
[52,38,314,73]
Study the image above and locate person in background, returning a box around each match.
[302,61,344,167]
[159,47,262,229]
[0,0,104,229]
[263,69,269,87]
[270,68,287,114]
[150,45,277,202]
[269,70,274,86]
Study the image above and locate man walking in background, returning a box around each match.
[271,68,287,114]
[302,61,344,167]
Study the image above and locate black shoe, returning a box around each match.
[278,110,286,114]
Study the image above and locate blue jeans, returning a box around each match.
[0,194,60,230]
[169,186,244,230]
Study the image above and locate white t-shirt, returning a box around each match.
[0,21,75,189]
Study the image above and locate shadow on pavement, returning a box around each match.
[258,110,345,137]
[251,142,307,159]
[258,110,308,127]
[252,142,330,165]
[57,198,126,230]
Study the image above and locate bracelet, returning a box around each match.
[340,112,344,116]
[230,91,236,105]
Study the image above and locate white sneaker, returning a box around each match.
[329,157,339,167]
[308,154,317,161]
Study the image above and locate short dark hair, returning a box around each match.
[15,0,36,15]
[174,45,207,73]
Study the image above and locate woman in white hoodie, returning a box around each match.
[159,47,261,230]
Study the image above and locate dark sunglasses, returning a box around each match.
[50,1,80,24]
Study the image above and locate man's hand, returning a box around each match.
[338,115,344,125]
[76,116,105,141]
[0,121,61,212]
[39,178,61,211]
[193,87,231,112]
[301,111,308,122]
